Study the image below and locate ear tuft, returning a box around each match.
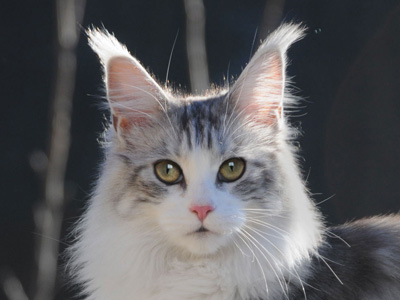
[87,28,167,131]
[255,23,306,60]
[230,23,305,126]
[87,28,131,68]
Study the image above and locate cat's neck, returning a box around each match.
[275,138,324,264]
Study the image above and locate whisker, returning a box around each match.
[165,29,180,89]
[231,236,252,258]
[243,218,291,236]
[249,27,259,60]
[316,254,343,285]
[241,208,280,211]
[242,227,288,295]
[243,211,281,216]
[242,223,286,241]
[315,194,336,206]
[245,214,292,221]
[305,167,311,184]
[235,232,268,293]
[318,254,344,266]
[222,61,232,134]
[240,229,288,298]
[243,224,311,299]
[325,230,351,248]
[32,232,70,247]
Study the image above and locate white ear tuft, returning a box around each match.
[255,23,306,61]
[230,23,305,125]
[87,28,131,68]
[87,28,167,130]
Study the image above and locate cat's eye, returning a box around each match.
[154,160,183,184]
[218,158,245,182]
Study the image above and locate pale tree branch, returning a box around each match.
[183,0,209,94]
[32,1,86,300]
[1,269,29,300]
[258,0,285,40]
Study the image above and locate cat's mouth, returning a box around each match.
[187,226,217,237]
[196,226,209,233]
[189,226,213,236]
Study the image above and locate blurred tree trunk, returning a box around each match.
[33,1,85,300]
[258,0,285,40]
[183,0,209,94]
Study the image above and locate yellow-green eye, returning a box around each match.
[154,160,182,184]
[218,158,245,182]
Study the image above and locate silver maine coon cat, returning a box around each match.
[69,24,400,299]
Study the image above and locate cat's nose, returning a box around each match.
[190,205,214,222]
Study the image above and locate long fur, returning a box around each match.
[68,24,400,300]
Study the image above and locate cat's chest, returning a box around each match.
[147,259,237,300]
[142,257,284,300]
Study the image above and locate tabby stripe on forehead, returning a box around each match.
[191,103,204,145]
[207,126,213,149]
[181,105,192,149]
[206,104,219,149]
[207,101,221,128]
[194,117,205,145]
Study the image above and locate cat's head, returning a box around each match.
[87,24,319,258]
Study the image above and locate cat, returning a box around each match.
[68,24,400,300]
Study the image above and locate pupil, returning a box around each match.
[166,164,172,174]
[229,161,234,171]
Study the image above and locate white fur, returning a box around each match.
[69,24,323,300]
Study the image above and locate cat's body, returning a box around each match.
[69,24,400,299]
[293,217,400,300]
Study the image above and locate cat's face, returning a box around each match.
[87,26,304,256]
[111,94,283,255]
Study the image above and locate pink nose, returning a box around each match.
[190,205,214,222]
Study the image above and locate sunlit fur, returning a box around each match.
[68,24,400,300]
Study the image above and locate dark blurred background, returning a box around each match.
[1,0,400,299]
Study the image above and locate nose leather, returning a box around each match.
[190,205,214,222]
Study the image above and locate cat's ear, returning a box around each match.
[230,24,305,126]
[87,28,167,132]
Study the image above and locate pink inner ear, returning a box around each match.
[112,114,148,132]
[107,57,149,106]
[106,56,164,129]
[233,52,284,125]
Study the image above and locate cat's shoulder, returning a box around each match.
[333,214,400,245]
[291,215,400,300]
[331,214,400,258]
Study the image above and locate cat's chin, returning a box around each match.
[175,231,229,256]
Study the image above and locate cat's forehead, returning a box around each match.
[170,93,230,155]
[173,91,227,114]
[122,90,276,164]
[174,94,225,129]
